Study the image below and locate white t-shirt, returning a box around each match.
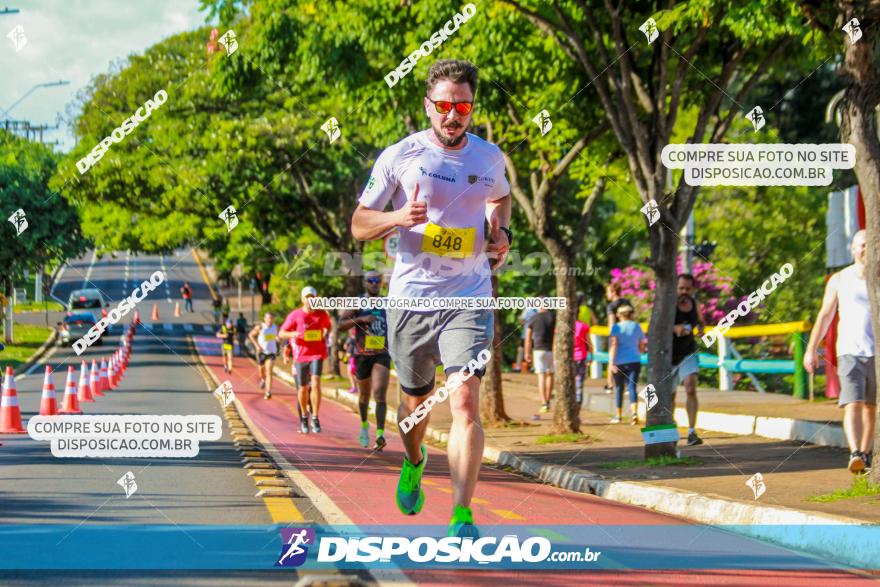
[835,264,874,357]
[359,130,510,305]
[258,323,279,354]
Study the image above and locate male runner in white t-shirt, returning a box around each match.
[351,59,511,537]
[805,230,876,473]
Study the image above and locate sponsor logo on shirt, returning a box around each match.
[420,166,456,183]
[467,174,495,186]
[366,176,376,191]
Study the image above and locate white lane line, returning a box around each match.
[81,249,98,290]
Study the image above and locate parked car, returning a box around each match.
[58,312,103,346]
[67,289,107,311]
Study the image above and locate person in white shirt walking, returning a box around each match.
[805,230,875,473]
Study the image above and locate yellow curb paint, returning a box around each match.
[490,509,525,521]
[263,496,303,523]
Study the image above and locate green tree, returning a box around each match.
[504,0,808,456]
[0,131,89,343]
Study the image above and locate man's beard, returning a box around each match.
[433,122,466,147]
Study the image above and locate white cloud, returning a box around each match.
[0,0,205,152]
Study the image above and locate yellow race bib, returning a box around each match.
[303,329,322,342]
[365,335,386,350]
[422,223,476,258]
[264,333,275,341]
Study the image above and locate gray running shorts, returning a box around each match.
[387,308,494,396]
[837,354,877,407]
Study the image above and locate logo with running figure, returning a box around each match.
[532,109,552,136]
[842,18,862,44]
[639,18,659,44]
[275,527,315,567]
[746,105,765,132]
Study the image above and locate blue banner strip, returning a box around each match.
[0,524,876,570]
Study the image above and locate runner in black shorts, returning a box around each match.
[338,271,391,451]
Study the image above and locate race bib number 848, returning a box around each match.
[422,223,476,258]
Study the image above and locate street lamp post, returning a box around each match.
[0,80,70,119]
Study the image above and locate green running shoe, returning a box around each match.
[448,504,479,539]
[396,445,427,515]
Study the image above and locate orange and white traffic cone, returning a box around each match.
[78,361,94,403]
[60,365,82,415]
[133,310,141,325]
[1,366,26,433]
[39,365,58,416]
[174,302,181,317]
[89,359,104,397]
[107,356,116,390]
[99,358,110,393]
[151,303,159,321]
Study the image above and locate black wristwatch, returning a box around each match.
[499,226,513,246]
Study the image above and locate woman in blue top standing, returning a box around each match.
[607,304,646,424]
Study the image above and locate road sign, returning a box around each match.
[383,233,399,260]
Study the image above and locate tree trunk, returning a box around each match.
[645,228,680,458]
[835,5,880,484]
[551,250,580,434]
[481,274,510,425]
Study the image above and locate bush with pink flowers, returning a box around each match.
[609,258,754,326]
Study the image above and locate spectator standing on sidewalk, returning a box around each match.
[573,310,593,405]
[605,283,632,329]
[236,312,248,356]
[804,230,875,473]
[180,282,194,313]
[525,307,556,413]
[607,304,645,424]
[212,295,223,326]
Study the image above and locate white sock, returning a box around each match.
[688,428,695,435]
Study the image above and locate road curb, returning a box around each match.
[587,391,848,449]
[13,328,58,377]
[290,373,874,569]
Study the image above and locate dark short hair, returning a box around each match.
[426,59,478,97]
[678,273,695,285]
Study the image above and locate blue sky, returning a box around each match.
[1,0,206,152]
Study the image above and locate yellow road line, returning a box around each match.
[471,497,489,505]
[436,487,452,494]
[190,249,218,301]
[490,508,526,521]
